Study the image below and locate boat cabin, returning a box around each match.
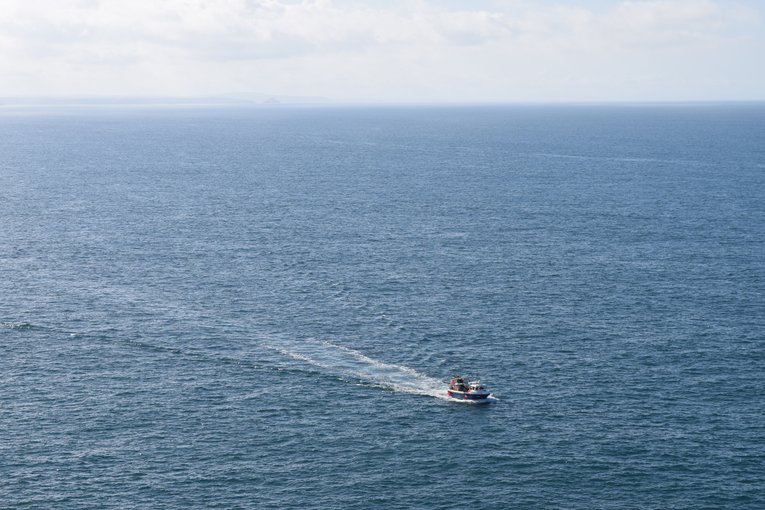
[468,382,486,392]
[449,376,484,392]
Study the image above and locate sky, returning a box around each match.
[0,0,763,103]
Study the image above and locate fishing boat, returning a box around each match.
[447,376,492,401]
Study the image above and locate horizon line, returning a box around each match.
[2,96,764,108]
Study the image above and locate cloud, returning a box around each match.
[0,0,762,100]
[2,0,744,61]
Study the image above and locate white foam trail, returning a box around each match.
[265,340,451,400]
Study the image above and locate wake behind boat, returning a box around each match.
[447,376,493,402]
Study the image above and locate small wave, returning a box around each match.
[265,339,450,400]
[533,152,705,166]
[1,321,35,330]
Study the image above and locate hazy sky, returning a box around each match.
[1,0,763,102]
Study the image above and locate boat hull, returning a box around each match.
[447,390,491,401]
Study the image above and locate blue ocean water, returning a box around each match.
[1,104,764,509]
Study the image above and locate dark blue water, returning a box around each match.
[2,104,764,509]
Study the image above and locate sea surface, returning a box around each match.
[1,104,764,509]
